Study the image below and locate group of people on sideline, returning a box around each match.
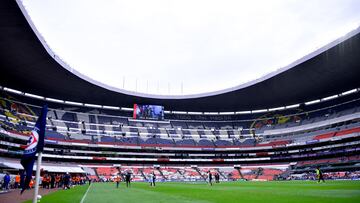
[1,172,27,191]
[0,170,92,192]
[1,170,224,190]
[41,173,89,190]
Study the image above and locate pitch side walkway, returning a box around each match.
[0,188,58,203]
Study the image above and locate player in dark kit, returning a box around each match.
[63,173,71,190]
[152,172,156,187]
[208,171,213,186]
[315,167,325,183]
[215,173,220,183]
[125,172,132,188]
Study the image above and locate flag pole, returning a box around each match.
[33,152,43,203]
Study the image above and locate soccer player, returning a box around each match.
[63,173,71,190]
[149,173,153,187]
[42,174,48,189]
[208,171,213,186]
[87,176,92,185]
[215,173,220,183]
[29,179,34,189]
[46,175,51,188]
[72,176,77,185]
[125,171,132,188]
[55,174,61,188]
[315,167,325,183]
[151,172,156,187]
[115,175,121,188]
[76,175,80,185]
[50,174,55,188]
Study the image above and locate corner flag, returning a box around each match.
[20,105,47,194]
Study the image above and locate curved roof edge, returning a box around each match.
[1,0,358,112]
[16,0,360,100]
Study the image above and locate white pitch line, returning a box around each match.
[80,183,92,203]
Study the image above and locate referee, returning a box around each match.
[315,167,325,183]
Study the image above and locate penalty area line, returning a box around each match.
[80,183,92,203]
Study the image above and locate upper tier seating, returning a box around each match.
[0,92,359,148]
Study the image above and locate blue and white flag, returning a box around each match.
[20,105,47,194]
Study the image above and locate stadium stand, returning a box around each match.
[0,88,359,183]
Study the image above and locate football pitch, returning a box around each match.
[24,181,360,203]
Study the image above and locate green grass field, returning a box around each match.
[24,181,360,203]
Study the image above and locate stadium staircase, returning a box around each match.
[194,167,207,181]
[236,168,245,179]
[157,168,167,180]
[276,168,292,180]
[53,110,59,120]
[212,140,217,147]
[215,168,227,180]
[138,168,148,181]
[176,169,186,179]
[94,168,100,180]
[254,168,264,179]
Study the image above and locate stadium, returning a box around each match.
[1,0,360,202]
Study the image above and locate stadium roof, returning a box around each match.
[1,0,360,112]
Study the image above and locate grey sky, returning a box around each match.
[21,0,360,95]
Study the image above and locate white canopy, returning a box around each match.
[1,162,85,173]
